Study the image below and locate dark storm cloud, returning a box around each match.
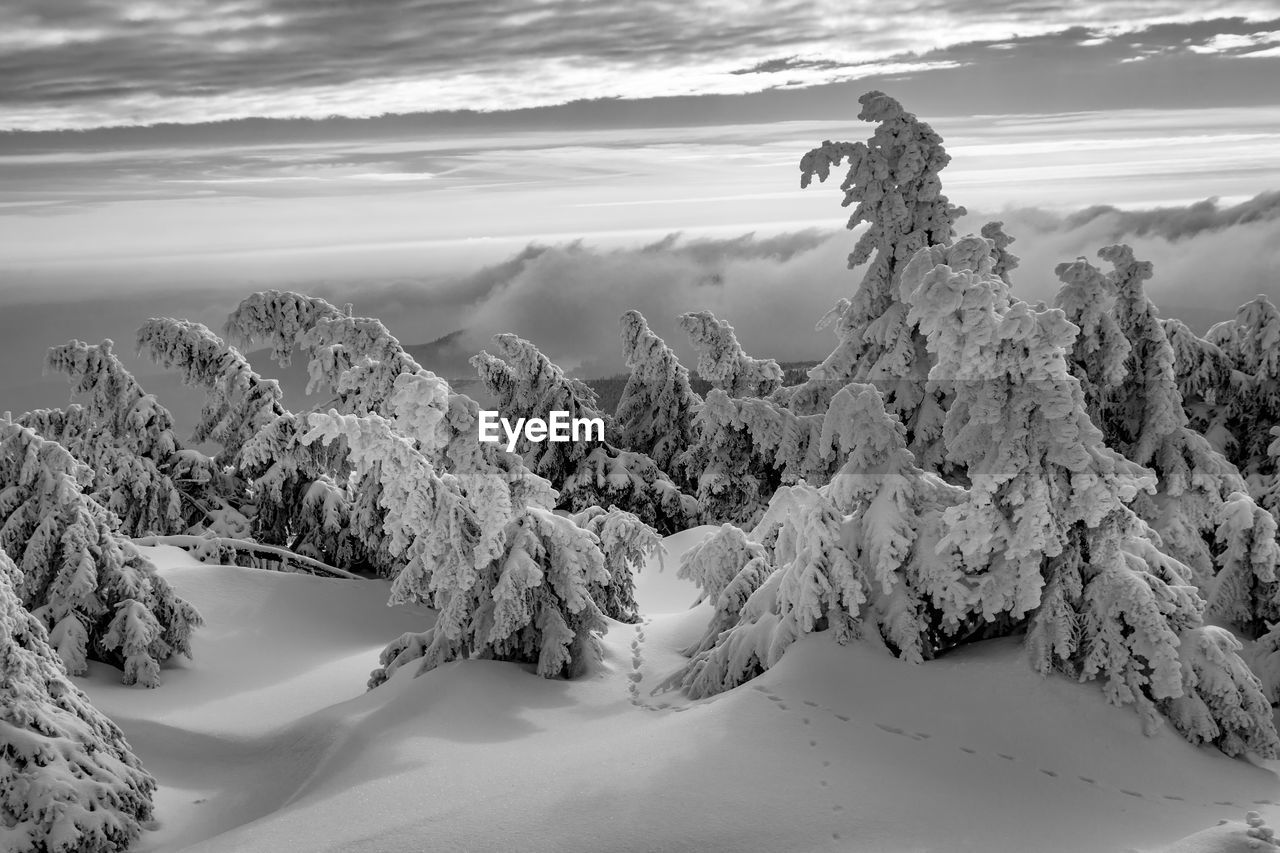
[4,0,1280,129]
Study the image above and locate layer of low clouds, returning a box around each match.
[4,193,1278,438]
[3,1,1280,130]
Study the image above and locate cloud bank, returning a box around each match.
[0,193,1276,433]
[314,193,1280,379]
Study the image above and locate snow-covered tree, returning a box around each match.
[677,310,782,398]
[1053,256,1130,422]
[135,318,285,463]
[559,446,702,535]
[980,220,1020,283]
[791,90,965,469]
[1053,246,1280,627]
[676,482,863,699]
[222,289,347,367]
[668,382,969,697]
[472,333,612,463]
[675,389,782,527]
[615,310,700,472]
[1201,296,1280,504]
[224,290,423,416]
[31,340,189,537]
[136,316,376,569]
[1210,491,1280,634]
[0,418,201,685]
[301,374,609,685]
[900,236,1278,756]
[571,506,662,624]
[473,334,701,534]
[0,549,156,852]
[1161,317,1238,452]
[675,524,774,656]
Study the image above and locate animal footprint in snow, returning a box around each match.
[628,672,642,683]
[959,747,977,755]
[834,714,850,722]
[1039,769,1058,778]
[802,700,818,708]
[1120,790,1143,799]
[874,723,910,737]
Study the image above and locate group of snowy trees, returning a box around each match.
[642,90,1280,759]
[9,86,1280,853]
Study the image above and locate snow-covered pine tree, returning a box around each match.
[386,369,556,561]
[224,290,423,415]
[615,310,700,473]
[675,524,774,657]
[1210,491,1280,635]
[135,318,285,463]
[32,340,189,537]
[674,389,782,527]
[1053,256,1130,422]
[1078,244,1280,619]
[1202,296,1280,505]
[0,418,201,685]
[301,401,608,685]
[900,236,1278,756]
[472,334,701,534]
[791,90,965,470]
[672,383,853,527]
[677,310,782,398]
[571,506,662,624]
[675,482,862,699]
[135,317,374,569]
[1161,317,1238,452]
[668,382,970,697]
[223,292,436,574]
[222,289,347,367]
[980,220,1020,284]
[0,549,156,853]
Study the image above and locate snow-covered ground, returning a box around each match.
[80,532,1280,852]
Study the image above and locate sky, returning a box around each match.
[3,1,1280,421]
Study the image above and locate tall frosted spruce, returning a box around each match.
[793,90,966,470]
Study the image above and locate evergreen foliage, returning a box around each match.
[0,549,157,853]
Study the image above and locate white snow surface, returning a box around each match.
[77,535,1280,853]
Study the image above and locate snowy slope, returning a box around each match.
[78,537,1280,853]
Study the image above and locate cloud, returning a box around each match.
[958,195,1280,331]
[2,193,1278,435]
[310,193,1280,379]
[3,1,1279,130]
[1058,192,1280,241]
